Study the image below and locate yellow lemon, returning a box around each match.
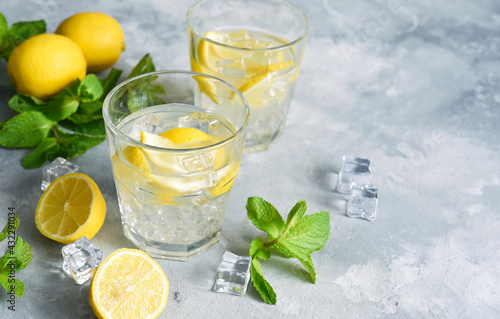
[56,12,125,73]
[122,146,149,171]
[140,131,176,148]
[89,248,169,319]
[158,127,212,147]
[35,173,106,244]
[7,33,86,100]
[194,30,296,106]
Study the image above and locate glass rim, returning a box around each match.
[186,0,310,52]
[102,70,250,153]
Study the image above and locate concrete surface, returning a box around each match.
[1,0,500,318]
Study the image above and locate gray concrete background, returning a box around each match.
[1,0,500,318]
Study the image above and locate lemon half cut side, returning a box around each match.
[35,173,106,244]
[89,248,169,319]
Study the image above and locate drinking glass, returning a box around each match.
[103,70,249,260]
[187,0,309,152]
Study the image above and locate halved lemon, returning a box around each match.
[89,248,169,319]
[35,173,106,244]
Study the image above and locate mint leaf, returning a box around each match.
[100,68,123,101]
[126,53,155,79]
[249,238,271,260]
[246,196,285,241]
[13,237,32,271]
[79,101,103,115]
[22,137,60,169]
[126,85,166,113]
[0,215,32,298]
[0,273,24,298]
[59,118,105,136]
[271,211,330,282]
[8,94,47,113]
[0,111,55,148]
[0,18,46,60]
[45,96,79,122]
[0,13,10,57]
[8,20,46,45]
[0,214,19,242]
[57,78,80,99]
[250,258,277,304]
[285,199,307,229]
[272,211,330,256]
[79,74,104,102]
[67,112,103,124]
[247,197,330,304]
[0,236,32,272]
[9,94,78,122]
[49,128,105,160]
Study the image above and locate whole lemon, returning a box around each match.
[56,12,125,73]
[7,33,87,100]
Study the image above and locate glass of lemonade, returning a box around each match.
[103,71,249,260]
[187,0,309,152]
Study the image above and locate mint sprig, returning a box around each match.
[247,197,330,304]
[0,13,46,61]
[0,54,155,168]
[0,214,32,298]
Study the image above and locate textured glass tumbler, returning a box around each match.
[187,0,309,152]
[103,71,249,260]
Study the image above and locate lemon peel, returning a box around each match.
[7,33,86,100]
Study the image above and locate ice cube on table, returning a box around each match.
[347,184,378,221]
[337,155,371,194]
[214,251,252,296]
[41,157,80,191]
[62,237,103,285]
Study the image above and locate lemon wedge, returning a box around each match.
[193,30,296,107]
[159,127,212,147]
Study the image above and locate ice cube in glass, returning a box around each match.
[337,155,371,194]
[62,237,103,284]
[347,184,378,221]
[178,112,220,134]
[214,251,251,296]
[41,157,80,191]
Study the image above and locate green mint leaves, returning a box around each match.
[0,54,156,168]
[0,13,46,60]
[0,212,33,298]
[247,197,330,304]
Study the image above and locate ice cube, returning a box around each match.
[347,184,378,221]
[337,155,371,194]
[42,157,80,191]
[62,237,103,284]
[178,112,220,134]
[179,154,212,171]
[214,251,252,296]
[153,119,177,135]
[127,114,160,138]
[126,124,144,140]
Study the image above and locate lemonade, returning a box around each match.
[189,28,301,152]
[103,71,249,260]
[187,0,309,152]
[110,105,241,260]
